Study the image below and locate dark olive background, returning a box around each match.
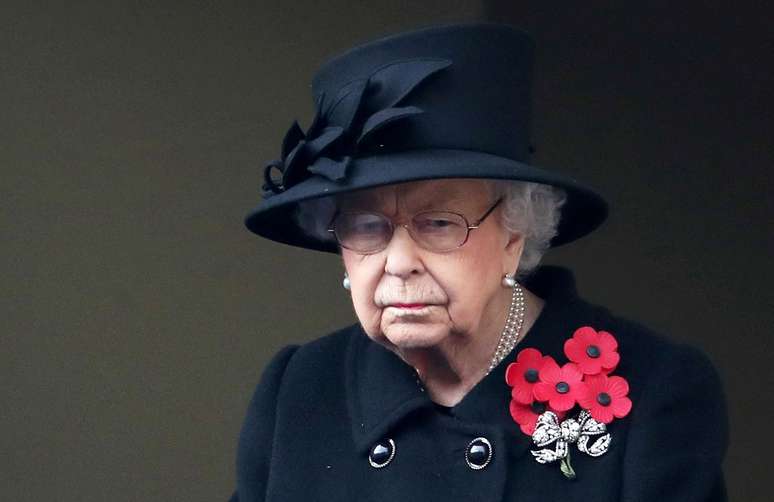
[2,1,771,501]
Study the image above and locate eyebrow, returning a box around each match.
[412,194,469,210]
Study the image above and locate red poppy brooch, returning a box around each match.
[505,326,632,479]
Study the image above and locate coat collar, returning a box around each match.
[345,266,598,455]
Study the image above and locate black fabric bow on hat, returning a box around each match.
[262,58,452,196]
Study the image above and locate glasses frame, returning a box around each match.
[327,197,503,254]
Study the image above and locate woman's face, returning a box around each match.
[338,179,525,354]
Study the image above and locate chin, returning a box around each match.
[380,322,449,350]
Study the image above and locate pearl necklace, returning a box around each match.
[486,282,526,374]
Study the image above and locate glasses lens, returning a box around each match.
[411,211,468,251]
[333,212,391,253]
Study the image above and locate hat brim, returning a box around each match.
[244,149,608,253]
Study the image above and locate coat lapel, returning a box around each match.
[346,327,434,453]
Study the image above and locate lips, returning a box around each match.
[391,303,427,309]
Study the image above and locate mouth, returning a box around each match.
[384,303,438,317]
[390,303,428,309]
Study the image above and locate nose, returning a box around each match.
[383,225,424,279]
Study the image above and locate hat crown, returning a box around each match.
[310,23,536,163]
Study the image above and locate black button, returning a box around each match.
[465,437,493,470]
[369,439,395,468]
[586,345,601,358]
[555,382,570,394]
[524,368,539,383]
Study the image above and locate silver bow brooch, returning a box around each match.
[530,410,611,479]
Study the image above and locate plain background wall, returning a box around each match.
[1,1,771,501]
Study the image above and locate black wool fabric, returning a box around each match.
[229,266,728,501]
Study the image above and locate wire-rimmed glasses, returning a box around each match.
[327,198,503,254]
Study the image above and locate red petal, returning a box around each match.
[580,326,600,345]
[607,376,630,397]
[578,358,603,376]
[539,358,561,382]
[505,362,519,386]
[592,373,610,387]
[601,351,620,370]
[573,326,597,341]
[551,394,576,412]
[511,384,534,405]
[509,399,524,422]
[612,397,633,418]
[560,362,583,383]
[598,330,618,351]
[517,348,543,366]
[589,405,614,424]
[564,338,584,362]
[533,383,553,402]
[575,383,596,409]
[520,421,537,435]
[510,400,538,425]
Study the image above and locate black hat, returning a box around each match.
[244,22,608,253]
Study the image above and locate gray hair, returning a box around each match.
[293,180,567,278]
[490,180,567,278]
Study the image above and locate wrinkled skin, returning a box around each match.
[338,178,544,405]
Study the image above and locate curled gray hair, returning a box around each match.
[293,180,566,278]
[490,180,567,278]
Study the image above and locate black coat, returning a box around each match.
[229,266,728,501]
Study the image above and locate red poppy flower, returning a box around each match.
[505,348,552,404]
[533,359,583,412]
[510,399,566,436]
[577,374,632,424]
[564,326,620,375]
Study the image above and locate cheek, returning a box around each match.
[438,245,503,324]
[342,253,384,332]
[350,282,378,325]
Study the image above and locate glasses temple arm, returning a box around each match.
[469,197,503,228]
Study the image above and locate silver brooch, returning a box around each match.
[530,410,611,479]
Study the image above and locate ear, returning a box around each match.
[502,231,525,275]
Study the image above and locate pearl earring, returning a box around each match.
[502,273,516,288]
[342,273,351,290]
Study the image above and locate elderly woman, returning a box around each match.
[230,23,727,502]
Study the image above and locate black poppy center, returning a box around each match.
[586,345,601,358]
[530,401,547,414]
[555,382,570,394]
[596,392,612,406]
[524,368,539,383]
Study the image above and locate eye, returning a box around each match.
[414,213,465,233]
[355,220,386,233]
[336,213,390,238]
[426,219,452,228]
[332,212,391,254]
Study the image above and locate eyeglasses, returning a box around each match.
[327,198,503,254]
